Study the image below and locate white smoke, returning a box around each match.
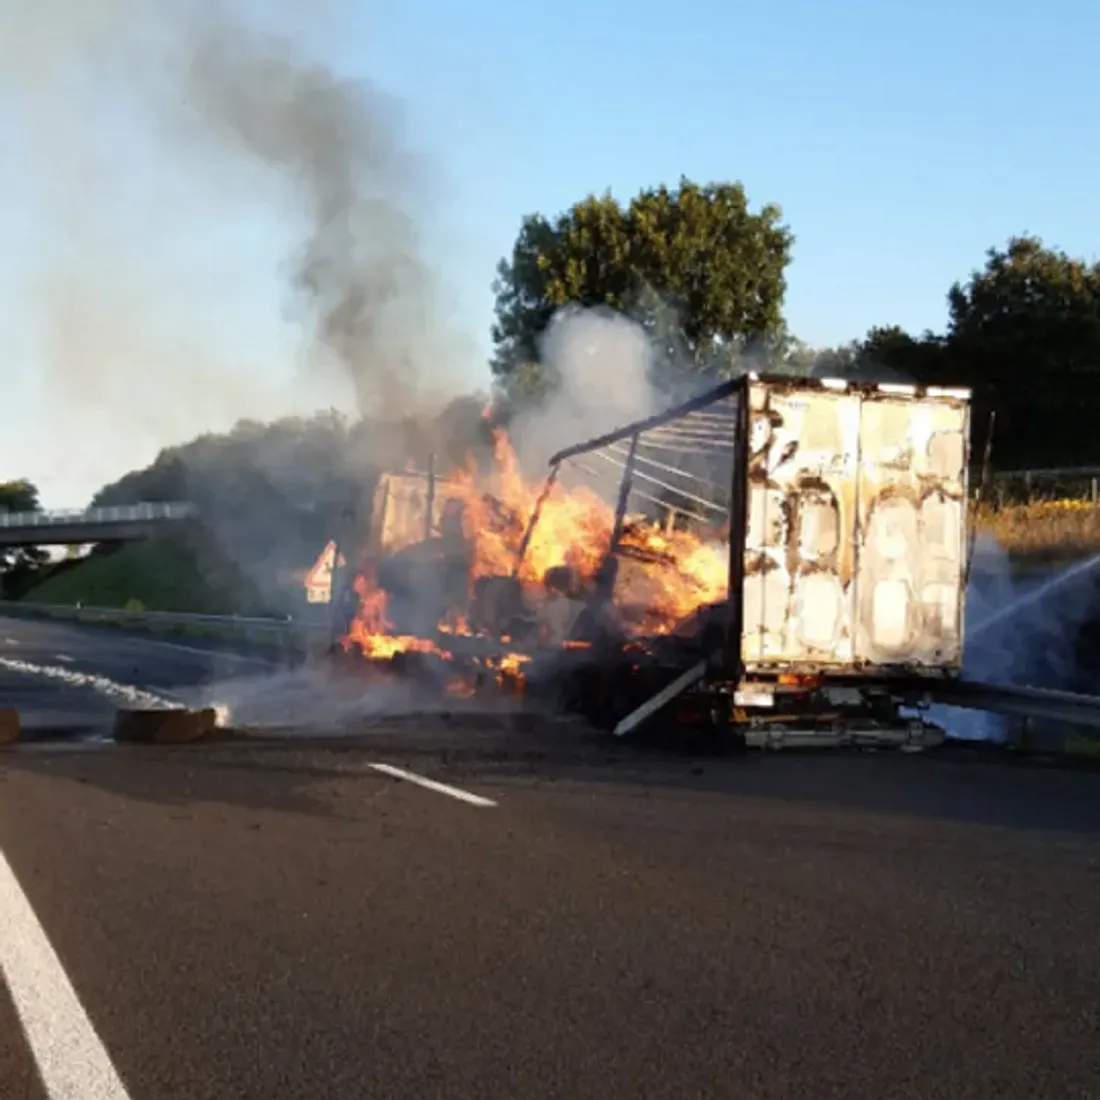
[509,307,665,495]
[933,536,1100,741]
[182,661,498,732]
[0,0,475,505]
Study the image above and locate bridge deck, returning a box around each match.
[0,503,197,546]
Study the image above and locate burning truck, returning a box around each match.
[331,373,973,748]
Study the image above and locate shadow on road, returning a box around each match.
[6,715,1100,837]
[0,743,358,820]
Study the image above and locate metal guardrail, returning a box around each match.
[927,678,1100,733]
[1,601,331,643]
[0,502,197,528]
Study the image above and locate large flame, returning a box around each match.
[343,430,729,661]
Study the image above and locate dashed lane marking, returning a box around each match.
[368,763,498,808]
[130,638,277,668]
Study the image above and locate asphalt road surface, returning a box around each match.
[0,615,279,735]
[2,616,1100,1100]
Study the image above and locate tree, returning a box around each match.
[802,237,1100,468]
[0,479,48,598]
[776,335,823,376]
[850,326,948,382]
[806,342,860,378]
[944,236,1100,468]
[491,178,794,393]
[0,479,38,515]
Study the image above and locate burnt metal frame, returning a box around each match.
[513,375,753,683]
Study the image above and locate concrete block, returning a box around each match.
[0,708,19,745]
[113,707,219,745]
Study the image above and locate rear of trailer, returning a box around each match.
[537,373,972,744]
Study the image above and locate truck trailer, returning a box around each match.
[338,373,973,747]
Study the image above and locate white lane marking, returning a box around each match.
[128,638,276,668]
[0,656,181,710]
[0,619,274,667]
[54,654,74,664]
[0,846,133,1099]
[368,763,497,808]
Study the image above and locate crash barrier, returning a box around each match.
[929,678,1100,733]
[925,678,1100,759]
[0,601,333,656]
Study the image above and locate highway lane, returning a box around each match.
[2,733,1099,1100]
[0,615,280,735]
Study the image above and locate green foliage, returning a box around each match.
[945,236,1100,468]
[86,402,498,610]
[833,237,1100,468]
[21,537,267,615]
[0,479,39,514]
[0,479,48,598]
[491,178,794,390]
[775,335,821,377]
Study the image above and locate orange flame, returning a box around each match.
[342,430,728,660]
[345,573,443,660]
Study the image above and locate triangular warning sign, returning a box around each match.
[304,541,347,588]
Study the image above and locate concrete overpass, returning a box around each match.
[0,502,198,547]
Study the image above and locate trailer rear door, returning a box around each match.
[741,379,970,673]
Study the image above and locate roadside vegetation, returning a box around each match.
[975,499,1100,569]
[17,537,272,616]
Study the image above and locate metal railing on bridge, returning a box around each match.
[0,502,198,529]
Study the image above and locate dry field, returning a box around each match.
[975,498,1100,567]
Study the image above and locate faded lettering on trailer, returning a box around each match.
[741,379,970,672]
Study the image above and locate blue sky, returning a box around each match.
[1,0,1097,507]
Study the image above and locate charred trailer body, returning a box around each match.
[521,374,973,747]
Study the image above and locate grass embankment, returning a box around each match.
[975,500,1100,569]
[20,536,267,615]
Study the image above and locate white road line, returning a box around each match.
[4,637,17,645]
[54,654,74,663]
[0,657,180,710]
[368,763,497,808]
[0,846,133,1099]
[135,638,276,667]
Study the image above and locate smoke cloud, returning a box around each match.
[178,11,463,418]
[508,307,666,496]
[184,661,525,733]
[0,0,471,503]
[933,537,1100,741]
